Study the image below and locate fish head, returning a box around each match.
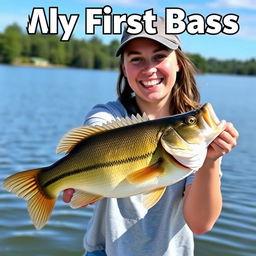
[160,103,226,170]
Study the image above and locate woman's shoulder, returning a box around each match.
[84,99,128,126]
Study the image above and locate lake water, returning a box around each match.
[0,64,255,256]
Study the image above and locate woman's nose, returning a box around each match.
[141,60,157,74]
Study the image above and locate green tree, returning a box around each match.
[30,34,49,59]
[21,35,31,57]
[1,24,22,63]
[69,40,93,68]
[88,36,109,69]
[108,39,120,69]
[245,59,256,75]
[48,36,66,65]
[0,34,4,62]
[188,53,207,73]
[93,50,108,69]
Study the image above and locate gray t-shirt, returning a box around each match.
[83,100,195,256]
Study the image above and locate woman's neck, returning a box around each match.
[135,97,171,120]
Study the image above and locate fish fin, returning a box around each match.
[56,125,108,154]
[126,161,164,184]
[3,169,56,230]
[142,187,166,209]
[56,113,149,154]
[70,190,102,209]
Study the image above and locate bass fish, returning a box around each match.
[3,103,226,229]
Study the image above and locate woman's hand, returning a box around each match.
[62,189,96,207]
[207,122,239,161]
[62,188,75,203]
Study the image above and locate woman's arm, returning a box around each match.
[183,122,239,235]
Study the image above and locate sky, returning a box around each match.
[1,0,256,60]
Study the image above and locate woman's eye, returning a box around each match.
[130,57,143,64]
[153,54,166,62]
[185,116,197,125]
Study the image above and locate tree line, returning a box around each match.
[0,24,255,76]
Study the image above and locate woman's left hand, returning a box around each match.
[207,122,239,161]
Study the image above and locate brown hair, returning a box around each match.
[116,48,201,115]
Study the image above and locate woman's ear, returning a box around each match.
[177,63,181,72]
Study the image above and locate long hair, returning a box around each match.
[116,48,201,115]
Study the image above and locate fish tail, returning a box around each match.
[3,168,56,230]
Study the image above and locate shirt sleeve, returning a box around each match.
[185,172,196,186]
[84,101,128,126]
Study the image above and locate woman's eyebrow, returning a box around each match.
[127,47,169,56]
[126,51,141,56]
[153,47,170,53]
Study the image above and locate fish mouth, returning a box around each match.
[201,103,227,142]
[201,103,220,128]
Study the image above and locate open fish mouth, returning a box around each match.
[201,103,224,130]
[200,103,226,146]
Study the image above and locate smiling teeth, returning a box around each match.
[141,79,161,87]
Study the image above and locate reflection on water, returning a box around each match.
[0,65,255,256]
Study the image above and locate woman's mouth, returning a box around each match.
[140,78,163,88]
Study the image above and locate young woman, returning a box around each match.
[63,17,239,256]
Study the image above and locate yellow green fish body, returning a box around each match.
[3,103,226,229]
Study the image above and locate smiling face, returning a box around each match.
[122,38,180,110]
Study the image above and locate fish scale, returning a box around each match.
[40,124,160,188]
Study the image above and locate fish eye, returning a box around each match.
[185,116,197,125]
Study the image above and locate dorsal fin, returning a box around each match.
[56,113,149,154]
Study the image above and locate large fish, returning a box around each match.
[3,103,226,229]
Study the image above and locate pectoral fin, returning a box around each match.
[126,161,164,184]
[142,187,166,209]
[70,190,102,209]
